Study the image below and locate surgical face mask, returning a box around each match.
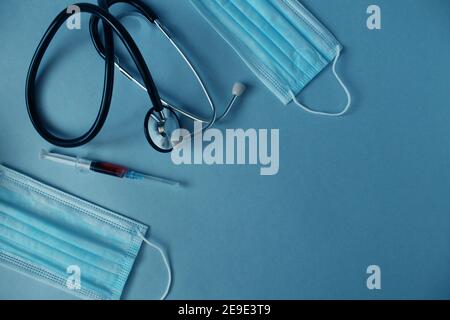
[191,0,351,116]
[0,165,171,300]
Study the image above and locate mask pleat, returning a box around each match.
[273,0,339,60]
[0,226,115,298]
[245,0,327,75]
[0,194,132,264]
[207,0,301,89]
[0,209,123,276]
[28,193,134,252]
[0,250,106,299]
[0,197,132,298]
[224,0,314,85]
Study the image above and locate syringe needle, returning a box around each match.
[125,171,181,187]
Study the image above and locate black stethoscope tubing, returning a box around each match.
[26,0,165,148]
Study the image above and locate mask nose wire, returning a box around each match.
[136,231,172,300]
[289,46,352,117]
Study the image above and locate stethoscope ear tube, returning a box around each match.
[26,2,164,148]
[90,0,159,61]
[104,0,158,23]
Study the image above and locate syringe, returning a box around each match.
[40,150,180,187]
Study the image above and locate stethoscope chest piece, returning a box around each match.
[144,107,181,153]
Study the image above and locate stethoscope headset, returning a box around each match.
[26,0,246,153]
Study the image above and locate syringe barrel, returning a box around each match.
[90,161,128,178]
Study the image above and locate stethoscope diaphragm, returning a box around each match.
[144,107,181,153]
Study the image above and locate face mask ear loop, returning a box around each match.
[137,232,172,300]
[289,46,352,117]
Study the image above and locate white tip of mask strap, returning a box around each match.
[289,46,352,117]
[137,232,172,300]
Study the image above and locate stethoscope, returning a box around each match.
[26,0,246,153]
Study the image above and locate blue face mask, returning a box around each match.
[191,0,351,116]
[0,165,171,300]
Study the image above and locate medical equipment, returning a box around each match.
[191,0,351,116]
[26,0,246,153]
[0,165,171,300]
[40,150,180,187]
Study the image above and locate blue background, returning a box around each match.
[1,0,450,299]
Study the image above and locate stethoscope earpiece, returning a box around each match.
[232,82,247,97]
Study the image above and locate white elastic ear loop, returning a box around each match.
[289,46,352,117]
[137,232,172,300]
